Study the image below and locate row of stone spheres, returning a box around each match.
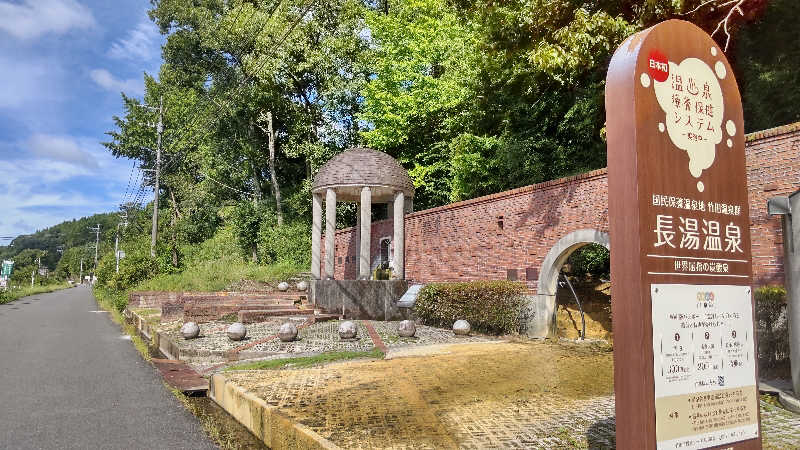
[179,319,473,341]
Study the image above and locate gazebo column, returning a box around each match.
[311,193,322,279]
[325,188,336,279]
[359,187,372,279]
[355,204,361,279]
[393,191,405,279]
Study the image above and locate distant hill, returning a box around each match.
[0,212,120,270]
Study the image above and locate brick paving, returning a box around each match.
[221,341,800,449]
[149,312,800,448]
[760,397,800,449]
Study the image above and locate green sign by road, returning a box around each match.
[1,260,14,279]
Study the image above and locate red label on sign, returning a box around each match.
[648,49,669,82]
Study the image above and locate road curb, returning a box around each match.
[208,373,341,450]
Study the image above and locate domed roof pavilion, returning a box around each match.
[312,148,414,203]
[311,148,414,280]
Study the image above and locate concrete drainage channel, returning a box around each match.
[124,308,274,449]
[209,374,340,449]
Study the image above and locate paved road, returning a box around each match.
[0,286,216,450]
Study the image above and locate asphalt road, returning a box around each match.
[0,286,216,450]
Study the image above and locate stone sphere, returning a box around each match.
[397,320,416,337]
[277,281,289,291]
[180,322,200,339]
[278,322,298,342]
[338,320,358,339]
[296,281,308,291]
[453,319,471,336]
[226,322,247,341]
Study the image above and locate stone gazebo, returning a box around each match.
[311,148,415,281]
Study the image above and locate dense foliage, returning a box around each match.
[754,285,789,373]
[566,244,610,278]
[100,0,787,250]
[5,0,793,295]
[734,0,800,132]
[415,281,526,334]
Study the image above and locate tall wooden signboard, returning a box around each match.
[606,20,761,449]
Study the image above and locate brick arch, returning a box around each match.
[536,229,610,298]
[528,229,610,337]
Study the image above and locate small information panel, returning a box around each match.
[652,284,758,449]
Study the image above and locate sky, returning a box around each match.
[0,0,164,241]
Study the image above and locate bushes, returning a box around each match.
[566,243,609,278]
[755,285,789,371]
[231,201,274,260]
[415,281,526,335]
[257,221,310,267]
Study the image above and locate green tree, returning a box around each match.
[734,0,800,131]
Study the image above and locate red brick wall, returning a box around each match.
[745,123,800,286]
[320,122,800,290]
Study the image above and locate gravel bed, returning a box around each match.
[250,320,375,353]
[158,317,493,361]
[162,317,307,352]
[371,321,493,348]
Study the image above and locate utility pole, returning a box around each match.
[151,95,163,257]
[132,97,164,258]
[31,255,41,287]
[80,259,83,285]
[116,212,128,273]
[89,224,100,283]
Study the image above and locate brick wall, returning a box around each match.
[745,123,800,285]
[321,122,800,290]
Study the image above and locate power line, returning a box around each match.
[116,0,304,212]
[121,160,138,205]
[198,170,254,197]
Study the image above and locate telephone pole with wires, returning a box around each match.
[132,95,164,257]
[115,212,129,273]
[151,95,163,258]
[88,224,100,283]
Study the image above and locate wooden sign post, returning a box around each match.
[606,20,761,449]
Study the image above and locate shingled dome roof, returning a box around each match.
[312,148,414,202]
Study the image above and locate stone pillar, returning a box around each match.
[325,188,336,279]
[355,202,361,279]
[769,192,800,397]
[360,187,372,279]
[311,193,322,280]
[393,191,405,279]
[786,192,800,396]
[404,197,414,214]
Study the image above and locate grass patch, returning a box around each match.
[219,313,238,323]
[225,348,385,371]
[0,282,72,305]
[133,227,303,293]
[134,259,302,293]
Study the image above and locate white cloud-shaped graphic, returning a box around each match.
[652,58,724,181]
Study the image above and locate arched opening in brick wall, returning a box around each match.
[555,243,612,340]
[529,229,611,338]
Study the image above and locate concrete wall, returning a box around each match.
[321,122,800,290]
[311,280,411,320]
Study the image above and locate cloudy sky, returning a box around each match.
[0,0,164,240]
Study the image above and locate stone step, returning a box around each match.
[311,313,340,323]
